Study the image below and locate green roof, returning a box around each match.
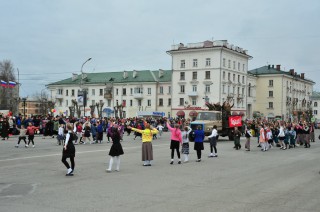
[47,70,172,86]
[248,65,315,84]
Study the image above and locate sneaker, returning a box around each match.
[170,161,174,165]
[65,173,74,176]
[196,159,201,162]
[115,169,120,172]
[25,145,28,148]
[178,161,181,164]
[32,145,35,148]
[106,169,112,173]
[246,149,250,151]
[213,154,218,157]
[15,145,19,148]
[184,160,189,163]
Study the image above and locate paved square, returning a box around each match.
[1,131,320,212]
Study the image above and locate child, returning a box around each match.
[244,126,253,151]
[106,126,124,172]
[181,126,192,162]
[15,125,28,148]
[266,128,273,150]
[289,126,296,149]
[208,125,218,157]
[57,124,65,145]
[62,123,76,176]
[27,122,39,148]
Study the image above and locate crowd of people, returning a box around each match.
[0,113,318,176]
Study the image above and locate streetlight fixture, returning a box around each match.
[80,58,92,117]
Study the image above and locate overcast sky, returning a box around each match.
[1,0,320,97]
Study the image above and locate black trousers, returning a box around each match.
[196,150,202,159]
[210,144,217,154]
[28,135,35,145]
[18,136,27,144]
[61,156,75,170]
[171,148,180,159]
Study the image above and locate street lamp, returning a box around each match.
[80,58,92,117]
[21,97,27,118]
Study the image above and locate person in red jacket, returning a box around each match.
[27,122,39,148]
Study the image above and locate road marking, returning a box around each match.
[0,143,168,162]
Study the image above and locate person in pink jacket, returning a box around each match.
[166,120,183,164]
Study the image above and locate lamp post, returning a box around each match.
[80,58,92,117]
[21,98,27,118]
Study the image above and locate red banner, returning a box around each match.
[228,116,242,127]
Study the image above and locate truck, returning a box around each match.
[189,102,242,141]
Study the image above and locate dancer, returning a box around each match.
[181,126,192,162]
[26,122,39,148]
[15,125,28,148]
[278,123,286,150]
[128,121,158,166]
[106,126,124,172]
[259,124,267,151]
[57,124,64,145]
[166,121,182,164]
[194,125,205,162]
[208,125,218,157]
[234,127,242,150]
[61,123,76,176]
[244,126,253,151]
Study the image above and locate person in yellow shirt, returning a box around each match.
[128,121,158,166]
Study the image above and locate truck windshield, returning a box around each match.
[196,112,220,121]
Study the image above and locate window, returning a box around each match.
[193,59,198,67]
[242,76,245,84]
[206,58,211,66]
[92,89,95,96]
[192,98,197,105]
[237,87,240,95]
[122,100,126,107]
[269,91,273,97]
[122,88,126,96]
[148,88,151,95]
[180,85,185,93]
[205,71,210,79]
[223,58,226,67]
[314,102,318,107]
[314,110,318,115]
[179,98,184,106]
[159,98,163,106]
[130,88,133,95]
[222,85,225,93]
[66,100,68,107]
[238,62,240,71]
[243,64,245,71]
[223,71,226,80]
[168,86,171,94]
[233,61,236,70]
[107,99,111,107]
[233,74,235,82]
[130,100,133,107]
[71,89,75,96]
[138,100,142,106]
[66,90,69,96]
[168,98,171,106]
[134,87,143,94]
[148,100,151,106]
[192,85,197,92]
[205,85,210,93]
[248,83,251,97]
[228,73,230,80]
[228,60,231,68]
[268,102,273,109]
[192,72,197,80]
[100,89,103,96]
[57,89,63,95]
[92,100,95,105]
[238,75,240,82]
[242,88,244,96]
[116,89,119,95]
[227,85,230,94]
[180,72,185,80]
[180,60,185,68]
[159,86,163,94]
[269,80,273,87]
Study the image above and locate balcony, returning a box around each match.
[133,93,144,99]
[55,94,63,99]
[188,91,198,97]
[104,93,112,99]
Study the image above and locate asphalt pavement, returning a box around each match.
[0,131,320,212]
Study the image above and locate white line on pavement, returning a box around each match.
[0,143,168,162]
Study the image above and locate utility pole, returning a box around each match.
[80,58,92,117]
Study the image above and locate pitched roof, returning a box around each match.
[248,65,315,84]
[47,70,172,86]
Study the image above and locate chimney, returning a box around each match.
[123,70,128,79]
[289,69,294,75]
[133,70,137,78]
[276,64,281,70]
[301,73,305,79]
[159,69,164,78]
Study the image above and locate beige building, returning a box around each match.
[248,65,315,121]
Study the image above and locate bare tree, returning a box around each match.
[0,60,18,114]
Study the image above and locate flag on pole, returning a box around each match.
[1,80,7,87]
[8,81,16,88]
